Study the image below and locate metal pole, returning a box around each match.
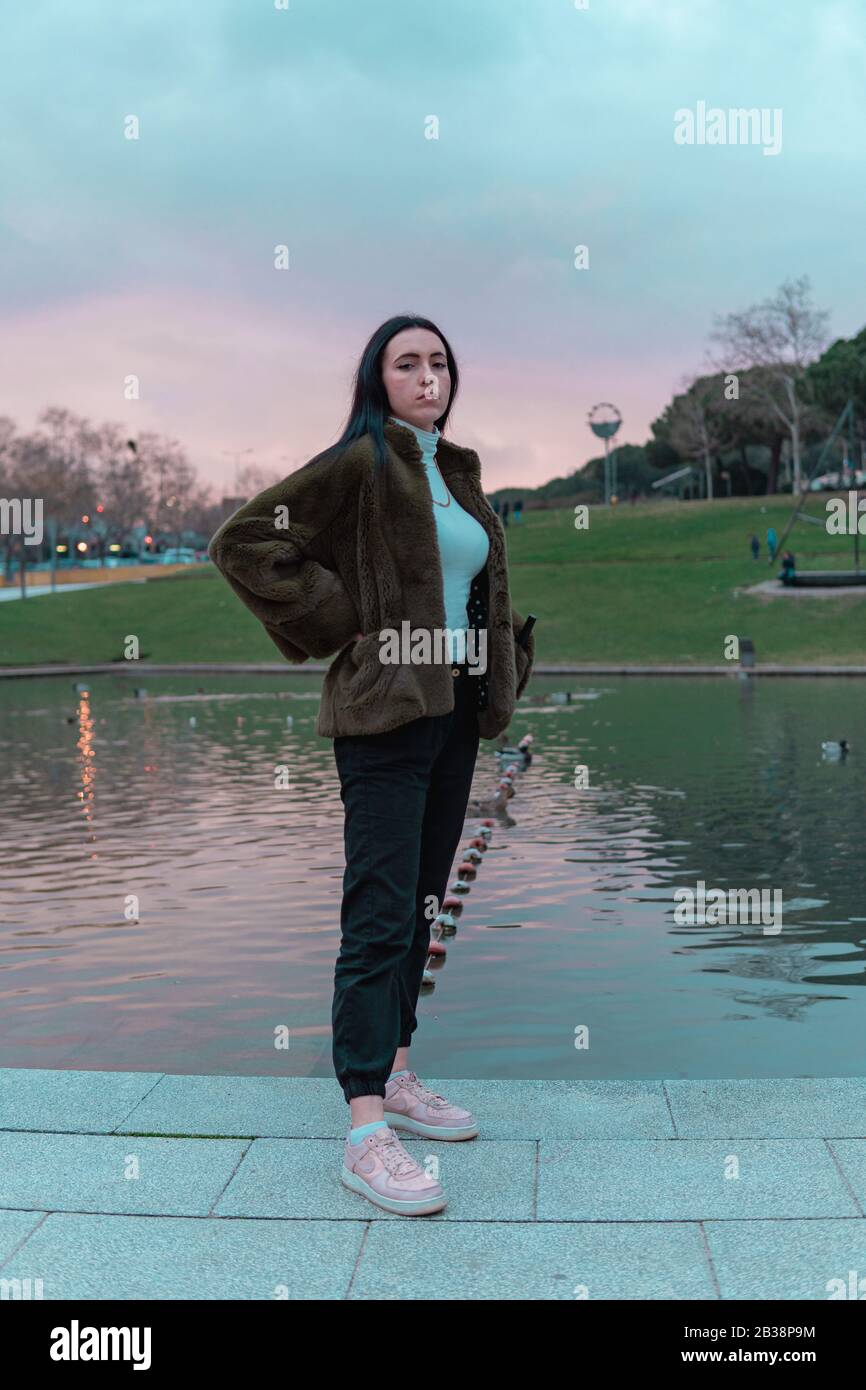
[856,405,861,575]
[604,437,610,505]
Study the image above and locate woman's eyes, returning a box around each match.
[398,362,447,370]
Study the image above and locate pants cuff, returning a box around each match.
[342,1076,386,1101]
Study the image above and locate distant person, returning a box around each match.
[779,550,796,583]
[767,525,778,561]
[630,487,639,505]
[513,497,523,523]
[750,534,760,560]
[501,500,510,528]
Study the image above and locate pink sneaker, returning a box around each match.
[341,1123,447,1216]
[383,1071,479,1140]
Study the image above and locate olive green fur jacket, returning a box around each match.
[207,417,535,739]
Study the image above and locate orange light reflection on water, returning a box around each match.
[75,691,97,847]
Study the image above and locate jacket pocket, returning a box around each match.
[342,633,388,702]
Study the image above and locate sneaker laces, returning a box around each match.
[399,1072,450,1109]
[370,1128,421,1178]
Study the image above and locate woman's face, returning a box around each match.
[381,327,451,431]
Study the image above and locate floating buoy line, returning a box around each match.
[421,733,534,992]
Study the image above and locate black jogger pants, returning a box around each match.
[331,660,481,1103]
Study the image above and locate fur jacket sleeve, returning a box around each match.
[207,461,362,664]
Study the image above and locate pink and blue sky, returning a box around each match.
[2,0,864,493]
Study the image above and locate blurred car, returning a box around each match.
[159,547,200,564]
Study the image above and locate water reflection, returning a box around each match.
[75,690,97,842]
[0,674,863,1080]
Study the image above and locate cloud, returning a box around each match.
[1,0,864,486]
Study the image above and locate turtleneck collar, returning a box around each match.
[388,413,440,456]
[382,416,480,477]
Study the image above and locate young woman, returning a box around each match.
[208,315,535,1216]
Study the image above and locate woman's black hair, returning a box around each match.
[301,314,460,475]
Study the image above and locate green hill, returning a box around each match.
[2,495,865,667]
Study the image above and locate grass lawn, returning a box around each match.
[2,495,865,667]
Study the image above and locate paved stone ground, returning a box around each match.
[741,579,866,600]
[1,1069,865,1300]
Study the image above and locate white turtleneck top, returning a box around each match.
[389,414,490,662]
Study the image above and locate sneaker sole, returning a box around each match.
[383,1111,479,1141]
[340,1165,447,1215]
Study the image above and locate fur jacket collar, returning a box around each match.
[207,416,534,739]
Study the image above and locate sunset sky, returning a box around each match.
[3,0,864,494]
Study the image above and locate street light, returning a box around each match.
[223,447,254,496]
[588,403,623,506]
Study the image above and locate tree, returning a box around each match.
[27,408,97,531]
[236,461,282,498]
[709,275,830,493]
[94,424,155,549]
[644,436,680,474]
[806,326,866,462]
[651,373,727,498]
[137,432,197,548]
[0,416,19,579]
[713,367,786,494]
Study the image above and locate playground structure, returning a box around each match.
[774,400,865,586]
[651,463,710,501]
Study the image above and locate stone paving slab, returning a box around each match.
[2,1068,866,1300]
[0,1212,366,1300]
[348,1220,716,1299]
[0,1208,46,1263]
[665,1078,866,1137]
[0,1211,717,1300]
[0,1067,163,1132]
[0,1131,249,1216]
[114,1075,675,1140]
[7,1210,866,1299]
[704,1219,866,1301]
[537,1139,860,1222]
[824,1140,866,1210]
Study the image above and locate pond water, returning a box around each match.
[0,673,863,1082]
